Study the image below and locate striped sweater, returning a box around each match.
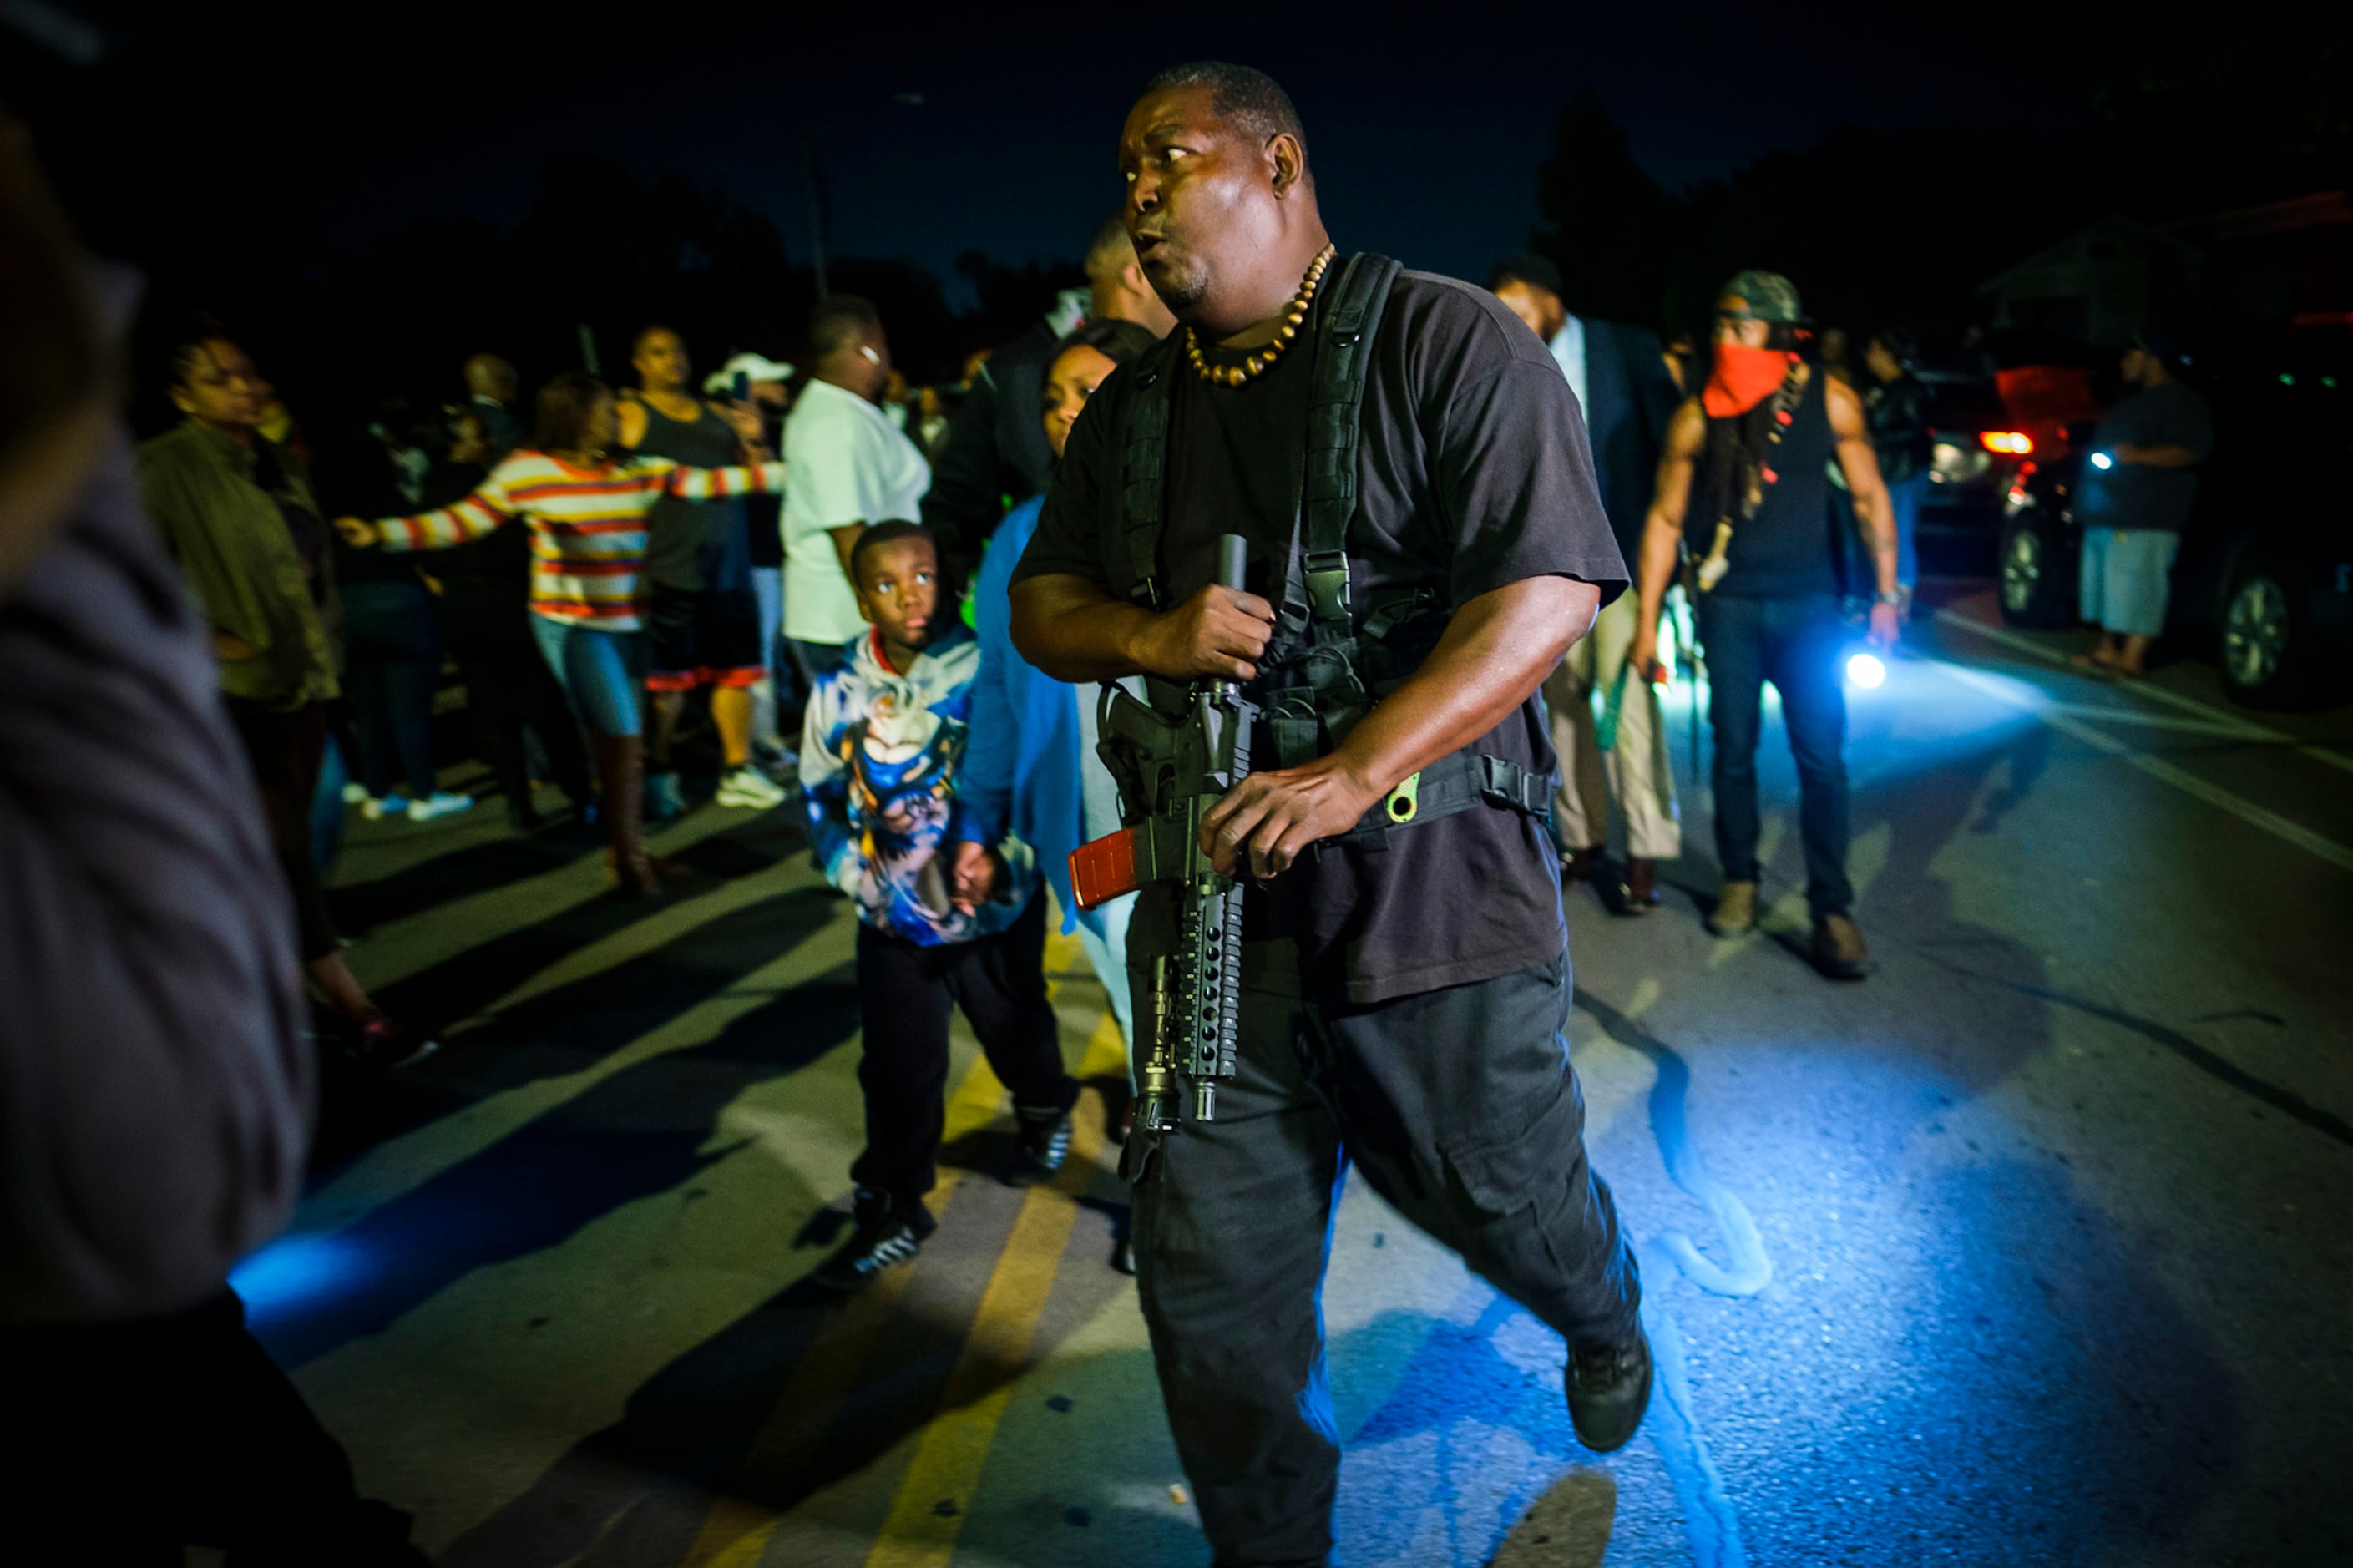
[371,450,786,630]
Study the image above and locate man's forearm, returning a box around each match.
[1324,575,1594,798]
[1857,488,1900,596]
[1010,574,1156,683]
[827,523,864,579]
[1633,510,1682,631]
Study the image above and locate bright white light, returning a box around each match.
[1846,651,1887,689]
[2089,451,2113,470]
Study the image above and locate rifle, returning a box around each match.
[1070,534,1256,1131]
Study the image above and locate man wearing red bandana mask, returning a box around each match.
[1626,271,1900,980]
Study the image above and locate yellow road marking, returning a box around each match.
[681,1172,960,1568]
[682,929,1116,1567]
[863,1095,1107,1568]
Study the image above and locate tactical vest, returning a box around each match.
[1097,253,1551,837]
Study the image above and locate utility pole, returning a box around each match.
[802,134,830,302]
[802,92,923,304]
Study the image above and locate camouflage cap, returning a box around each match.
[1715,269,1808,325]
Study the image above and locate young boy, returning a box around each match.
[800,520,1079,1291]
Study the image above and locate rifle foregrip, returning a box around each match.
[1217,533,1248,593]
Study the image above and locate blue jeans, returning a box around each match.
[530,615,648,738]
[1697,592,1854,917]
[340,579,442,799]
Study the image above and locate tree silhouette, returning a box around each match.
[1529,89,1679,329]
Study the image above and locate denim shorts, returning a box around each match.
[2079,527,2179,639]
[530,615,647,737]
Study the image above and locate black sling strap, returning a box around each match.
[1100,253,1551,825]
[1112,336,1184,607]
[1283,251,1403,640]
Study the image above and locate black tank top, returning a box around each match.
[634,399,749,594]
[1698,369,1840,599]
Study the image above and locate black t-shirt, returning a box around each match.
[1016,267,1627,1004]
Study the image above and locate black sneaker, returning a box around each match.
[344,1009,438,1072]
[812,1189,927,1292]
[1566,1329,1654,1453]
[1005,1105,1074,1187]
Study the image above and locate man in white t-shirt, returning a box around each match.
[782,296,931,685]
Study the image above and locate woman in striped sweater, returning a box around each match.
[335,372,783,895]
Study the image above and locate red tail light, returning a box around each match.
[1981,431,2035,455]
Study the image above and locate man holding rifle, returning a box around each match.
[1011,61,1647,1567]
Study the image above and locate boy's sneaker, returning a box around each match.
[342,1009,438,1072]
[715,765,788,809]
[645,770,689,822]
[1006,1104,1074,1187]
[407,791,474,822]
[812,1188,929,1292]
[360,793,410,822]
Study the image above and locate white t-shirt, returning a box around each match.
[1547,315,1590,432]
[781,378,932,645]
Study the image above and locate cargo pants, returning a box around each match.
[1126,948,1642,1567]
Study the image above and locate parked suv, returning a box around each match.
[1996,327,2353,706]
[1911,331,2108,577]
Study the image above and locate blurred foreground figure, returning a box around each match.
[0,109,428,1564]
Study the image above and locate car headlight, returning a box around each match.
[1930,441,1992,485]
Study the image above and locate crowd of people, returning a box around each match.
[3,55,2219,1565]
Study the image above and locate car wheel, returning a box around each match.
[2218,549,2310,708]
[1997,513,2073,629]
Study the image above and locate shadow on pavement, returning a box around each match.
[438,1145,1141,1568]
[256,961,864,1370]
[329,825,605,936]
[313,883,844,1170]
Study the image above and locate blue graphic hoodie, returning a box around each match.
[799,623,1038,944]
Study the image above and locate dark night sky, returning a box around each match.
[57,3,2104,308]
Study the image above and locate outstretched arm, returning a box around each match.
[339,473,514,553]
[660,458,787,501]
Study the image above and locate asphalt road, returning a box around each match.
[225,586,2353,1567]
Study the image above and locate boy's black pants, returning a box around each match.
[853,891,1079,1211]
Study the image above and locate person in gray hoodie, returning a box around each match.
[0,108,427,1564]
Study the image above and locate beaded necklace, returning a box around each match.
[1183,244,1337,387]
